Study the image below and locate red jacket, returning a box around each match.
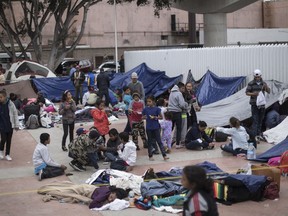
[90,108,109,135]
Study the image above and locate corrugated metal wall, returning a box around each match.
[125,44,288,85]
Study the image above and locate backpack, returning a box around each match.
[280,150,288,175]
[26,114,40,129]
[215,131,229,142]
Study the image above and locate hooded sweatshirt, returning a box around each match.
[117,140,137,166]
[168,85,188,112]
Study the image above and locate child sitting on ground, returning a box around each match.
[110,132,137,172]
[99,128,121,162]
[216,117,249,156]
[32,133,67,181]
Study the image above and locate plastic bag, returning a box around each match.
[256,91,266,106]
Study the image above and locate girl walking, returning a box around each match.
[59,90,76,151]
[0,90,19,161]
[142,95,169,161]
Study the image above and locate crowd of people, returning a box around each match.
[0,67,283,215]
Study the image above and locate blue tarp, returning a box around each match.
[32,76,87,102]
[196,70,245,106]
[110,63,183,98]
[32,63,182,102]
[252,137,288,162]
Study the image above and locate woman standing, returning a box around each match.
[182,165,219,216]
[0,90,19,161]
[59,90,76,151]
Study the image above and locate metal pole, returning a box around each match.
[114,0,118,72]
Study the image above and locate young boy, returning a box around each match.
[128,92,147,150]
[100,128,121,162]
[123,86,133,134]
[110,132,137,172]
[32,133,67,181]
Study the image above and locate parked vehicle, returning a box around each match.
[55,58,93,76]
[0,52,32,70]
[4,60,56,84]
[94,61,119,73]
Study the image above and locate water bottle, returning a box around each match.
[128,191,135,206]
[247,142,256,160]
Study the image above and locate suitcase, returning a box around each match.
[251,164,281,191]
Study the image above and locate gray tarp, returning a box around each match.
[1,80,37,99]
[196,80,288,127]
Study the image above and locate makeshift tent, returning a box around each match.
[253,137,288,162]
[1,80,37,99]
[196,70,245,106]
[110,63,183,98]
[263,117,288,144]
[32,77,87,102]
[197,80,288,127]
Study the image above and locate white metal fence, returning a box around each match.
[125,44,288,86]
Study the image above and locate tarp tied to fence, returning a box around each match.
[196,70,246,106]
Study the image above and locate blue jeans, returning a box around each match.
[104,152,118,161]
[87,152,99,169]
[185,140,209,150]
[146,129,166,158]
[251,105,265,136]
[220,143,247,156]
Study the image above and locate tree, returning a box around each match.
[0,0,176,71]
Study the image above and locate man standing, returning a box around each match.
[246,69,270,137]
[168,82,188,149]
[128,72,145,100]
[71,65,85,105]
[96,68,110,107]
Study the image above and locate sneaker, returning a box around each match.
[75,162,86,171]
[5,155,12,161]
[0,151,3,159]
[38,169,43,181]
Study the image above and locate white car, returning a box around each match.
[5,60,56,83]
[94,61,119,73]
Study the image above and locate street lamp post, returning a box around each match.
[114,0,118,73]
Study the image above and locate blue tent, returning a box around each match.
[110,63,183,98]
[252,137,288,162]
[196,70,245,106]
[32,63,182,102]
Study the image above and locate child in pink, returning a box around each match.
[160,111,173,153]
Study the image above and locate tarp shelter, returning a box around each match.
[0,80,37,99]
[110,63,183,98]
[253,137,288,162]
[196,70,245,106]
[32,77,88,102]
[197,80,288,127]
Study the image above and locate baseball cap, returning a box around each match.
[89,130,100,139]
[76,128,88,136]
[253,69,262,77]
[131,72,138,78]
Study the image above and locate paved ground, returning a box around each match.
[0,117,288,216]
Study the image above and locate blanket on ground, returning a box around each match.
[37,181,96,204]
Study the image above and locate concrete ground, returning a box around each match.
[0,117,288,216]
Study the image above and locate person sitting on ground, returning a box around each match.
[184,121,215,150]
[68,129,104,171]
[9,93,22,114]
[181,165,219,216]
[89,186,128,209]
[83,86,98,107]
[216,117,249,156]
[265,103,281,130]
[99,128,121,162]
[109,132,137,172]
[32,133,67,181]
